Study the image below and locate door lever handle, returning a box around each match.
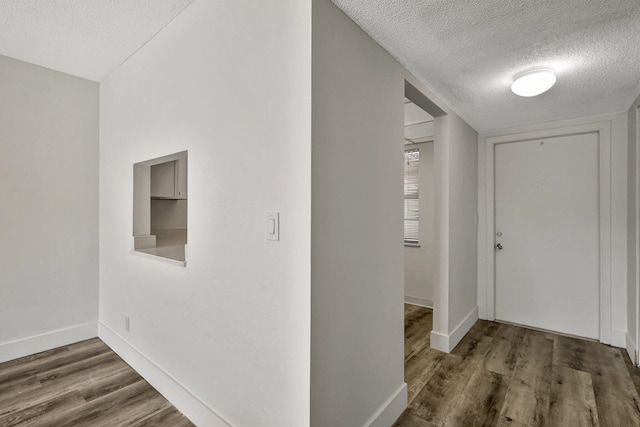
[496,243,503,250]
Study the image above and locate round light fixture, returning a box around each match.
[511,68,556,97]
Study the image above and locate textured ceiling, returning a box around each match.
[332,0,640,131]
[0,0,195,82]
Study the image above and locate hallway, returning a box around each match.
[395,304,640,426]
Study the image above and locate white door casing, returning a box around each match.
[636,107,640,364]
[484,122,611,344]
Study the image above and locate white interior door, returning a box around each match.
[494,132,600,339]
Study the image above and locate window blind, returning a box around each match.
[404,149,419,244]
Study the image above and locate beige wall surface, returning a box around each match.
[0,55,99,362]
[311,0,406,424]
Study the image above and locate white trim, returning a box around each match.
[635,106,640,370]
[0,322,97,363]
[433,114,450,348]
[482,122,612,344]
[429,330,449,353]
[362,383,407,427]
[484,136,496,322]
[98,322,231,427]
[404,296,433,308]
[449,306,479,351]
[626,332,637,366]
[611,329,627,349]
[429,306,479,353]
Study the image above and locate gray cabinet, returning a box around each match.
[150,153,187,200]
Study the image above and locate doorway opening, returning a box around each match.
[402,81,443,403]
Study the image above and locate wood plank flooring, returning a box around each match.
[5,313,640,427]
[395,304,640,427]
[0,338,194,426]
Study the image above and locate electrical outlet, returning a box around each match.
[125,315,130,332]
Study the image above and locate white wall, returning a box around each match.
[99,0,311,425]
[478,113,629,348]
[426,113,480,352]
[311,0,407,425]
[628,95,640,362]
[0,55,99,362]
[405,142,435,307]
[446,115,480,332]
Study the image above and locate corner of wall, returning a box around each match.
[98,322,232,427]
[362,384,407,427]
[430,306,478,353]
[626,331,637,365]
[478,305,487,320]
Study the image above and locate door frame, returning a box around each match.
[636,106,640,364]
[483,121,612,343]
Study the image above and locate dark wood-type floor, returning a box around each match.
[0,338,194,426]
[395,304,640,427]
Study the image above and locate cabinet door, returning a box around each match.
[150,161,177,198]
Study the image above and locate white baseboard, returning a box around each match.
[98,322,231,427]
[363,383,407,427]
[610,329,626,349]
[626,332,637,366]
[429,330,449,353]
[404,296,433,308]
[430,306,479,353]
[449,306,479,350]
[0,322,97,364]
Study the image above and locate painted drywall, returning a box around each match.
[628,95,640,361]
[151,200,187,230]
[405,142,435,307]
[446,115,479,330]
[311,0,407,425]
[0,55,99,362]
[478,113,629,347]
[99,0,311,425]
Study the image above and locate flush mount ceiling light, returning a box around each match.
[511,68,556,97]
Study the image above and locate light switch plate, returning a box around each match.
[266,212,279,241]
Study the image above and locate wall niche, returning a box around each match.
[132,151,187,266]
